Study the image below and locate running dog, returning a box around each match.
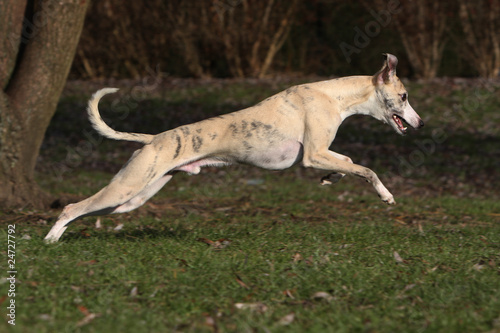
[45,53,423,242]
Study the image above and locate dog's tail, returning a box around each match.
[87,88,154,144]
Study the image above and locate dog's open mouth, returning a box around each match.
[392,114,408,134]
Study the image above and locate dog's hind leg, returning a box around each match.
[110,174,173,214]
[44,175,173,243]
[44,146,173,243]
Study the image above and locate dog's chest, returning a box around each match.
[238,140,304,170]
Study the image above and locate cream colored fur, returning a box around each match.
[45,54,423,243]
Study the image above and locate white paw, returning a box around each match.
[44,231,60,244]
[320,173,344,185]
[382,195,396,205]
[44,236,59,244]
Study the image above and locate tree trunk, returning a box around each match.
[0,0,89,209]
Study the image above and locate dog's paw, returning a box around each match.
[44,237,58,244]
[382,196,396,205]
[43,233,60,244]
[320,173,344,185]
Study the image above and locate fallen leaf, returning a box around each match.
[77,260,97,266]
[77,305,89,316]
[283,289,295,299]
[234,302,268,312]
[472,263,484,271]
[204,314,216,328]
[129,286,138,297]
[312,291,334,302]
[357,304,374,310]
[428,265,439,273]
[417,221,424,233]
[397,283,417,298]
[403,284,416,292]
[214,206,233,212]
[393,251,404,264]
[292,252,303,263]
[76,313,100,327]
[278,313,295,326]
[70,285,81,292]
[198,237,232,249]
[197,237,214,245]
[79,229,91,238]
[213,239,232,249]
[235,275,250,289]
[38,314,52,321]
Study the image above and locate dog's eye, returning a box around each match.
[401,93,407,102]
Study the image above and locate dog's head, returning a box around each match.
[371,54,424,135]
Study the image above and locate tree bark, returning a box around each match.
[0,0,89,209]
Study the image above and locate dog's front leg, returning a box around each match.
[303,150,395,205]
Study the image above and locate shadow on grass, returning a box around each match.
[60,224,194,243]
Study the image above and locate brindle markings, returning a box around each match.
[255,95,278,107]
[145,155,159,181]
[180,126,190,137]
[303,96,315,105]
[240,120,253,138]
[207,115,225,121]
[250,121,272,131]
[376,89,397,112]
[228,123,238,136]
[283,97,299,111]
[242,141,253,151]
[152,133,166,151]
[192,135,203,152]
[285,86,298,95]
[241,120,248,132]
[173,134,182,159]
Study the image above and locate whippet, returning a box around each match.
[45,53,423,243]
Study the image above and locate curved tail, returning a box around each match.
[87,88,154,144]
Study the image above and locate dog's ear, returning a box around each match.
[373,53,398,85]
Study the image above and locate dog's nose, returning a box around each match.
[418,119,424,128]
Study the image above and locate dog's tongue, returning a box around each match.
[392,115,407,132]
[395,116,403,128]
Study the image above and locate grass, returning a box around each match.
[1,78,500,332]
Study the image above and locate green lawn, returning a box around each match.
[1,78,499,332]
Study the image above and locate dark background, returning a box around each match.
[69,0,498,80]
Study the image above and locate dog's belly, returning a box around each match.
[238,140,304,170]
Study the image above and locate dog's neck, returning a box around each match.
[332,76,380,122]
